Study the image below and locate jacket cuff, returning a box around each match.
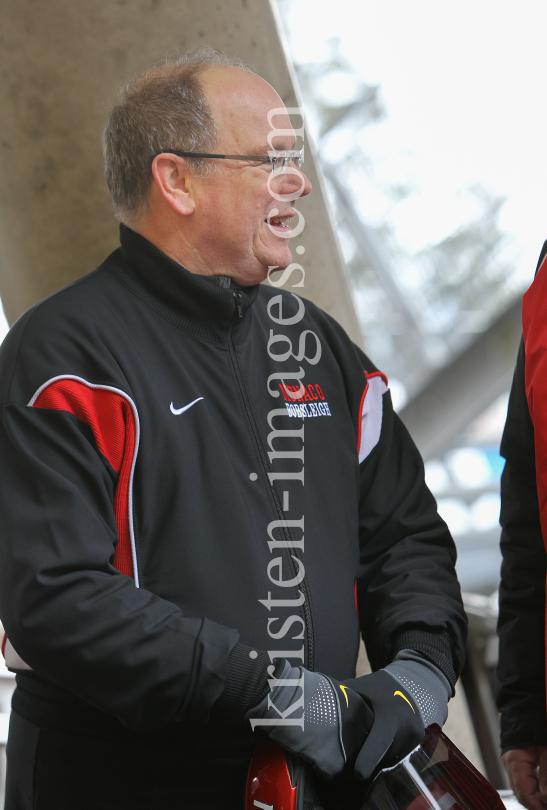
[212,643,286,722]
[500,710,547,754]
[391,628,457,694]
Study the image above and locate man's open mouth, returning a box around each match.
[266,214,293,231]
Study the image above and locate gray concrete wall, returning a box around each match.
[0,0,361,344]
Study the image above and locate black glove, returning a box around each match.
[343,652,451,780]
[246,662,374,780]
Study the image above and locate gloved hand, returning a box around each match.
[343,651,452,780]
[246,661,374,780]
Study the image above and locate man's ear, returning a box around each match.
[151,154,196,217]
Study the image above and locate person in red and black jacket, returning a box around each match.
[0,49,466,809]
[498,240,547,810]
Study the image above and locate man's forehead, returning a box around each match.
[200,65,296,150]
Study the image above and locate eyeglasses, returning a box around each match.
[161,147,304,173]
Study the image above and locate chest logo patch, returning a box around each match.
[170,397,204,415]
[278,383,332,419]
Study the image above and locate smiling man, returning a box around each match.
[131,63,310,283]
[0,49,466,809]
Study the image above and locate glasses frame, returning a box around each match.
[160,147,305,172]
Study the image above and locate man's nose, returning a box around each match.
[274,165,312,199]
[298,168,312,198]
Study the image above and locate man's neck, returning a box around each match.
[130,220,213,278]
[128,221,266,287]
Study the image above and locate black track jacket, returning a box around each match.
[498,240,547,752]
[0,225,466,741]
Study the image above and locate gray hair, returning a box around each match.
[103,48,252,224]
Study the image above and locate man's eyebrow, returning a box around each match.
[258,140,298,153]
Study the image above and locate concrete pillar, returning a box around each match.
[0,0,361,345]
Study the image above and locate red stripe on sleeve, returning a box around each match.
[522,253,547,713]
[523,254,547,544]
[31,378,138,580]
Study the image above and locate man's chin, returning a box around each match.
[229,264,270,286]
[264,247,293,274]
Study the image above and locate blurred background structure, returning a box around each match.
[1,0,547,799]
[275,0,547,599]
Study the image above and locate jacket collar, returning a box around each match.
[106,224,260,346]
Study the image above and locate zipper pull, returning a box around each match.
[233,291,243,318]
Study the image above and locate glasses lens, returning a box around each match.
[271,152,304,172]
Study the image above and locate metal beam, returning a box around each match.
[323,164,425,342]
[398,297,522,460]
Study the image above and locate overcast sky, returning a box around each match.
[281,0,547,285]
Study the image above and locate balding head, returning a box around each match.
[103,49,254,224]
[200,65,292,156]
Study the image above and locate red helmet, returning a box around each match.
[245,726,505,810]
[245,739,297,810]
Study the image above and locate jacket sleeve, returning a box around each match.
[0,316,239,733]
[497,337,547,752]
[353,354,467,690]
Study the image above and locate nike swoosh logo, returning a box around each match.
[394,690,415,713]
[170,397,204,415]
[339,685,349,708]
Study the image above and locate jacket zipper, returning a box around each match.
[230,291,315,670]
